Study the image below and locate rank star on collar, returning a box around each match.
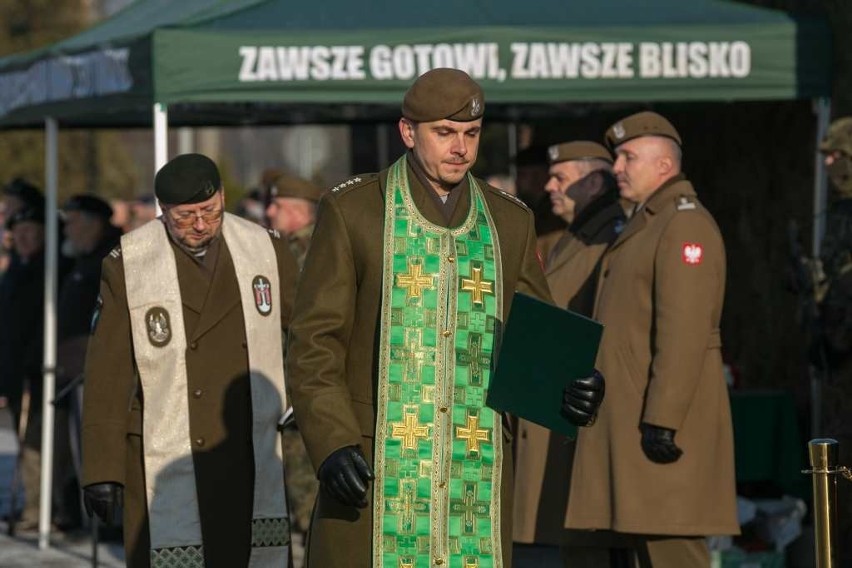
[682,242,703,265]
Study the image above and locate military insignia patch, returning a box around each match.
[548,145,559,162]
[613,122,626,140]
[90,294,103,334]
[682,242,703,265]
[331,176,363,193]
[252,275,273,316]
[676,196,696,211]
[145,307,172,347]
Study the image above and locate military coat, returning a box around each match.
[566,175,739,536]
[81,225,298,568]
[513,200,624,544]
[287,160,552,568]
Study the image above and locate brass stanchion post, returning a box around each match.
[804,438,852,568]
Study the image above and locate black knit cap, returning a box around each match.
[3,177,44,209]
[155,153,221,205]
[63,194,113,220]
[6,204,45,230]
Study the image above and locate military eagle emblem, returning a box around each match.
[145,307,172,347]
[682,243,703,265]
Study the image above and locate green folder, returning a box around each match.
[486,292,604,438]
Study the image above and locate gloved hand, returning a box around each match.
[561,369,605,426]
[317,445,374,508]
[640,423,683,464]
[83,482,124,525]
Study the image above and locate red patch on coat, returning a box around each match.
[682,243,703,265]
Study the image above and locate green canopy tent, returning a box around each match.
[0,0,832,550]
[0,0,831,127]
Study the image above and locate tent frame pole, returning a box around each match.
[39,116,59,550]
[810,96,831,440]
[154,103,168,214]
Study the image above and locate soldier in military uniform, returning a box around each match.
[265,173,325,268]
[264,172,325,559]
[566,113,739,567]
[513,142,625,567]
[817,117,852,565]
[286,69,605,568]
[81,154,298,568]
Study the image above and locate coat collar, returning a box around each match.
[609,174,693,252]
[545,202,625,275]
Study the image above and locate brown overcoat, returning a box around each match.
[513,201,625,544]
[287,161,552,568]
[81,224,298,568]
[566,175,739,536]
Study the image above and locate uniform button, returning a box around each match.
[195,437,205,447]
[441,330,451,338]
[190,341,198,350]
[447,256,456,263]
[193,389,203,399]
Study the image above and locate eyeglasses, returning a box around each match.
[165,207,224,228]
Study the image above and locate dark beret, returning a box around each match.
[3,178,43,208]
[605,111,682,149]
[6,205,45,230]
[402,68,484,123]
[155,153,221,205]
[548,141,613,165]
[63,194,113,220]
[269,174,324,203]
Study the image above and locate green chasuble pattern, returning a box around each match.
[373,155,504,568]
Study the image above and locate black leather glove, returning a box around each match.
[317,445,375,508]
[640,423,683,464]
[83,482,124,526]
[561,369,605,426]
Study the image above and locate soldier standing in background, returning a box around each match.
[816,117,852,565]
[264,172,325,565]
[566,112,738,567]
[513,141,625,567]
[265,174,324,268]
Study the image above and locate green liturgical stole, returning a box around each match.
[373,155,504,568]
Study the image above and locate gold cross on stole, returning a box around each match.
[391,412,430,451]
[456,414,489,454]
[396,261,434,300]
[461,267,493,305]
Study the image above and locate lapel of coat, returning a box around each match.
[190,239,240,342]
[545,231,578,276]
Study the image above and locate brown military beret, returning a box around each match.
[605,111,682,149]
[155,153,221,205]
[402,68,484,123]
[547,141,613,165]
[269,174,324,203]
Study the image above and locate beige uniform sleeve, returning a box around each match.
[644,210,725,430]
